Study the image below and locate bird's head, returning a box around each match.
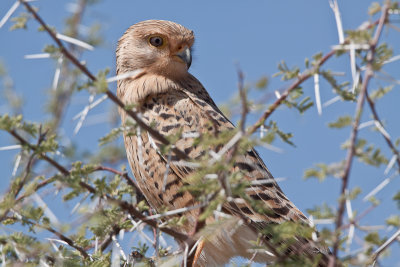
[116,20,194,79]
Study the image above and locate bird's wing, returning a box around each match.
[178,76,332,261]
[182,77,309,223]
[141,74,307,224]
[138,76,330,261]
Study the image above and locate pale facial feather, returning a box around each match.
[116,20,194,78]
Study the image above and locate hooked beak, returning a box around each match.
[175,47,192,69]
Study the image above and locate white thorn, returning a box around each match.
[94,237,98,254]
[323,96,341,107]
[351,71,360,93]
[46,238,68,246]
[56,33,94,50]
[382,54,400,65]
[363,172,398,201]
[12,153,21,176]
[374,120,391,140]
[259,142,284,154]
[144,204,203,221]
[24,53,51,59]
[74,93,95,134]
[106,69,143,83]
[313,73,322,115]
[373,228,400,256]
[52,56,63,91]
[0,1,20,29]
[188,237,203,256]
[0,144,21,151]
[72,95,108,120]
[329,0,345,44]
[204,174,218,179]
[358,120,375,130]
[111,235,127,261]
[31,192,61,227]
[332,44,370,51]
[349,42,357,85]
[260,125,265,138]
[384,155,397,175]
[111,236,120,267]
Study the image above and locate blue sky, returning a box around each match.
[1,0,399,265]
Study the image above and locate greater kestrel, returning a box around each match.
[116,20,329,266]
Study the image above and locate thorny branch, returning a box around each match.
[246,49,335,136]
[2,0,398,265]
[20,0,189,161]
[93,165,141,193]
[0,128,47,222]
[0,0,91,225]
[8,214,90,259]
[372,228,400,265]
[366,92,400,169]
[246,15,382,137]
[4,128,191,243]
[330,2,391,266]
[49,0,88,130]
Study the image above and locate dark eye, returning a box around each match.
[149,36,164,47]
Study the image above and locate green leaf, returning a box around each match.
[99,127,125,146]
[306,203,335,219]
[386,215,400,227]
[345,29,372,44]
[273,61,300,81]
[342,139,389,167]
[368,2,381,16]
[10,13,29,30]
[394,191,400,209]
[311,52,323,66]
[321,70,354,101]
[396,138,400,147]
[348,187,362,200]
[369,86,393,100]
[254,76,268,90]
[42,44,59,54]
[364,232,383,246]
[282,87,314,114]
[372,43,393,70]
[262,121,295,146]
[93,69,110,93]
[304,161,345,181]
[328,115,352,129]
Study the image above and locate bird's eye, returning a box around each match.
[149,36,164,47]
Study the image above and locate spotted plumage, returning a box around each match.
[117,20,329,266]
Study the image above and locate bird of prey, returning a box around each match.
[116,20,329,266]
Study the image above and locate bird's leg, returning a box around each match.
[188,209,205,266]
[192,239,205,267]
